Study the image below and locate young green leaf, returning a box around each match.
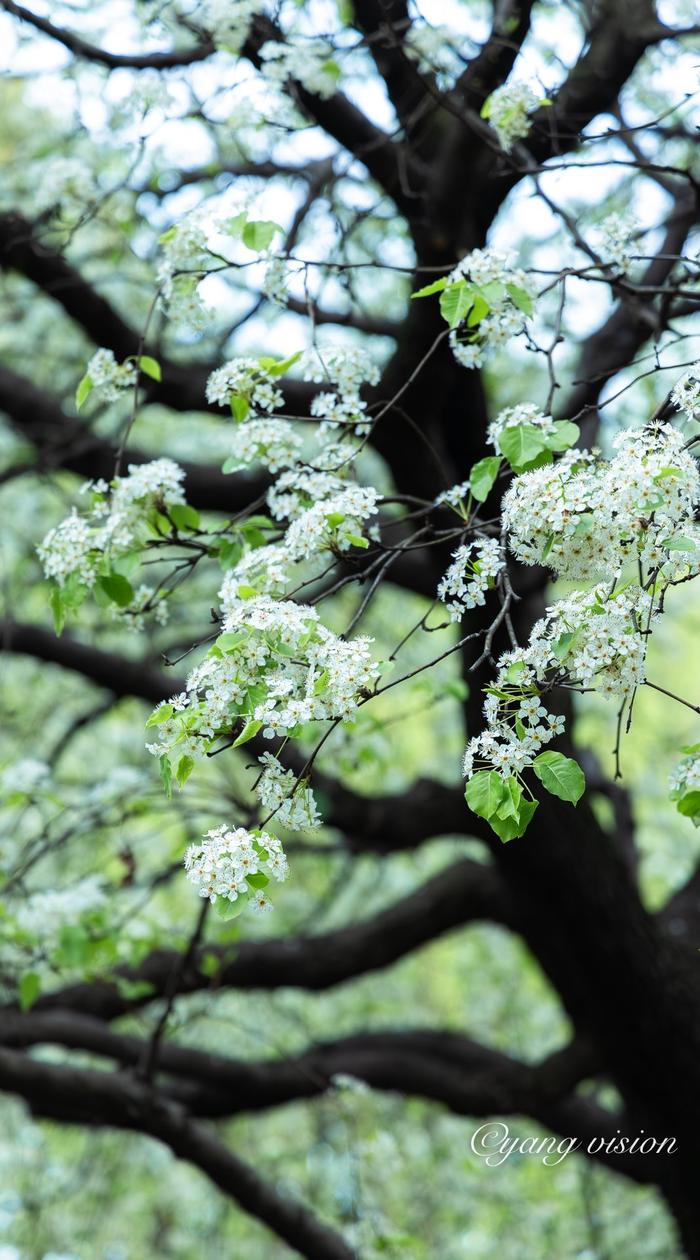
[242,219,281,251]
[175,755,195,788]
[170,503,200,532]
[138,355,162,382]
[159,754,173,799]
[439,281,473,328]
[49,584,66,636]
[411,277,448,299]
[469,456,501,502]
[543,420,580,452]
[19,971,41,1011]
[465,770,507,821]
[505,283,534,316]
[75,373,93,411]
[98,573,135,607]
[533,751,585,804]
[233,718,263,747]
[498,423,549,470]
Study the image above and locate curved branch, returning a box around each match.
[32,857,514,1020]
[0,0,214,69]
[0,363,268,512]
[0,1046,356,1260]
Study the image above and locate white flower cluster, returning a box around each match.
[201,0,258,51]
[285,485,379,560]
[447,248,534,370]
[226,419,302,473]
[16,876,106,941]
[404,23,462,81]
[38,459,186,587]
[487,402,554,448]
[255,753,320,829]
[438,537,504,620]
[671,366,700,422]
[512,583,651,700]
[268,467,346,521]
[206,357,284,413]
[502,425,700,581]
[483,82,541,152]
[669,750,700,795]
[146,594,379,757]
[596,213,638,276]
[464,422,700,789]
[262,255,290,307]
[463,697,565,780]
[305,345,380,437]
[184,824,287,912]
[260,40,340,100]
[156,211,214,325]
[85,349,137,403]
[436,481,471,510]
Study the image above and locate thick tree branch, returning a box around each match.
[0,213,315,416]
[0,1017,662,1186]
[0,364,268,512]
[0,1046,356,1260]
[33,857,513,1020]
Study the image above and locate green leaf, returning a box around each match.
[497,776,523,821]
[533,751,585,804]
[138,355,161,382]
[465,770,507,821]
[233,718,263,747]
[98,573,135,607]
[411,277,448,299]
[213,894,249,920]
[505,283,534,316]
[347,533,369,549]
[489,798,538,842]
[544,420,580,452]
[217,631,246,652]
[439,281,474,328]
[259,351,302,376]
[231,394,250,422]
[159,755,172,799]
[245,871,269,890]
[170,503,200,532]
[75,373,93,411]
[466,293,489,326]
[49,584,65,636]
[498,423,549,469]
[175,755,195,788]
[677,790,700,820]
[19,971,41,1011]
[225,211,248,238]
[242,219,281,251]
[663,535,698,552]
[469,455,501,503]
[146,703,173,728]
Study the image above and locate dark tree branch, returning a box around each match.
[32,857,513,1020]
[0,1046,356,1260]
[0,0,215,69]
[0,363,268,512]
[0,1016,663,1186]
[1,619,179,705]
[0,213,315,416]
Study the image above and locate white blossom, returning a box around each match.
[85,349,137,403]
[184,824,288,909]
[438,538,504,620]
[482,81,542,152]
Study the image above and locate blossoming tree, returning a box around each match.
[1,0,700,1254]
